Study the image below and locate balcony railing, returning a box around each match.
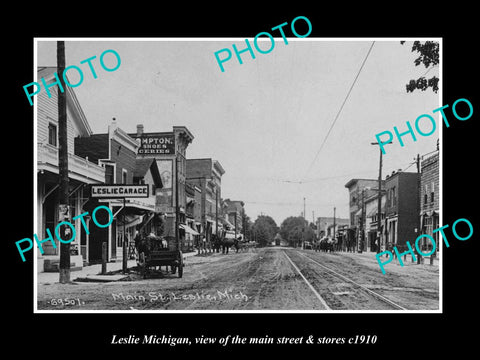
[37,142,105,183]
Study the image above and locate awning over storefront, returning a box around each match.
[99,198,156,214]
[420,210,438,217]
[124,214,144,228]
[180,224,200,235]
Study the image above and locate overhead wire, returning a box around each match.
[301,41,376,182]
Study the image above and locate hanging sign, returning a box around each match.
[90,184,150,198]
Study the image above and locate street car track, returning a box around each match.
[284,250,407,311]
[283,251,331,310]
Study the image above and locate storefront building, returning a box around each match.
[75,119,162,263]
[36,67,106,272]
[186,158,225,248]
[364,191,386,252]
[384,170,420,251]
[130,124,194,251]
[222,199,245,238]
[419,150,439,255]
[344,178,383,251]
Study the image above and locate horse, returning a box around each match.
[211,234,222,253]
[319,237,335,252]
[220,237,240,254]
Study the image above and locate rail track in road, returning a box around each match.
[283,249,407,311]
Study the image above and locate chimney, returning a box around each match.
[137,124,144,136]
[108,117,117,138]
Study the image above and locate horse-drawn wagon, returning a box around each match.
[135,233,184,278]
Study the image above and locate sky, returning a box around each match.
[36,38,440,225]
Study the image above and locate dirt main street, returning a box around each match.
[36,247,439,311]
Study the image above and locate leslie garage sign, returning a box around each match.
[90,184,150,198]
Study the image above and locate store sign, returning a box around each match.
[90,185,149,198]
[156,159,173,210]
[135,134,175,155]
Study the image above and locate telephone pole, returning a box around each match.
[303,197,306,248]
[303,197,306,222]
[175,157,179,251]
[215,185,219,242]
[416,153,421,264]
[333,207,336,239]
[371,141,392,253]
[57,41,70,283]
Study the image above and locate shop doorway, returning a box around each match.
[43,187,57,255]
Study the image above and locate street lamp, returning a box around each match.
[371,141,392,253]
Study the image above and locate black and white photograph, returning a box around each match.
[33,38,441,312]
[7,6,478,355]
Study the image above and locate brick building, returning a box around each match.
[419,150,439,254]
[315,216,349,239]
[222,199,245,238]
[344,178,385,251]
[186,158,225,248]
[364,191,386,252]
[75,119,163,263]
[344,179,384,227]
[384,170,420,251]
[130,124,194,251]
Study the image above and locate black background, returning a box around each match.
[6,3,478,355]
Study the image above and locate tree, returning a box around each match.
[280,216,309,248]
[254,221,273,247]
[289,225,304,248]
[242,213,253,241]
[401,40,439,93]
[304,226,316,243]
[252,215,278,247]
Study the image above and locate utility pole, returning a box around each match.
[175,157,179,251]
[360,190,365,254]
[234,210,237,239]
[333,207,336,240]
[215,185,218,239]
[242,208,246,240]
[416,153,421,264]
[303,197,306,222]
[303,197,306,248]
[371,141,392,253]
[57,41,70,284]
[376,146,383,253]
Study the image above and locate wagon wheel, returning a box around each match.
[178,253,184,278]
[138,252,147,279]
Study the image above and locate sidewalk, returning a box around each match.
[37,251,199,285]
[373,251,440,267]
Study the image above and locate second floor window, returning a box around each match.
[105,165,114,184]
[431,181,435,203]
[48,123,57,146]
